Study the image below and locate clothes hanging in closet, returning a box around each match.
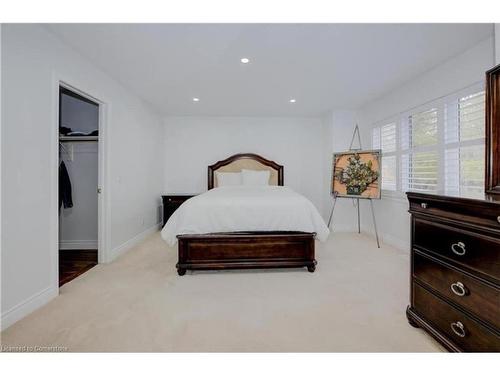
[59,161,73,209]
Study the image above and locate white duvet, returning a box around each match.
[161,186,330,246]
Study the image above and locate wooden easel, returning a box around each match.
[327,124,380,248]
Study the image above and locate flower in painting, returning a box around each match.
[335,153,379,195]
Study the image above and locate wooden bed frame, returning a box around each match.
[176,153,317,275]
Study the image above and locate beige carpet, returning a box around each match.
[1,232,443,352]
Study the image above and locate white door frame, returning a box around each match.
[51,73,110,290]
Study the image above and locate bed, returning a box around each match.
[161,153,329,275]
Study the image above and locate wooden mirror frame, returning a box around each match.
[485,64,500,195]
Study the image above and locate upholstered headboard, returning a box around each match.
[208,153,284,189]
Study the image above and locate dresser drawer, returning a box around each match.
[414,218,500,281]
[413,283,500,352]
[408,193,500,230]
[413,252,500,328]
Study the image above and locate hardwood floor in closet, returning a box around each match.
[59,250,98,287]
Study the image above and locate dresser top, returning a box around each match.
[407,191,500,234]
[406,191,500,206]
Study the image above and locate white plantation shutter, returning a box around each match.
[371,83,485,198]
[459,145,484,197]
[372,122,397,191]
[443,91,485,198]
[381,123,396,152]
[404,108,439,193]
[409,108,438,147]
[380,123,397,190]
[459,92,485,141]
[400,117,410,151]
[444,148,460,196]
[407,151,439,192]
[401,154,409,192]
[381,155,397,191]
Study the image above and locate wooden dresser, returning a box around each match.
[406,192,500,352]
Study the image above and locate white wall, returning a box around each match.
[496,24,500,64]
[0,24,3,326]
[59,94,99,250]
[1,24,164,329]
[59,142,99,249]
[163,116,326,217]
[356,37,495,250]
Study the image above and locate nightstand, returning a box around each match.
[161,194,197,227]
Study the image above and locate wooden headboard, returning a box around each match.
[208,153,284,190]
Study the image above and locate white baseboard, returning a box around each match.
[108,223,161,262]
[1,285,58,331]
[380,232,409,252]
[1,224,160,331]
[59,239,98,250]
[360,229,409,252]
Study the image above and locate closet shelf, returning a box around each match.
[59,136,98,142]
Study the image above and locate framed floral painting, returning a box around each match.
[332,150,381,199]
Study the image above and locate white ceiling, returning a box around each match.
[46,23,493,117]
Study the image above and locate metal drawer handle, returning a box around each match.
[450,321,466,338]
[420,203,428,209]
[451,242,466,256]
[450,282,467,297]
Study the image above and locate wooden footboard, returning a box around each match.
[176,232,316,275]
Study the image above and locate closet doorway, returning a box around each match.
[58,85,101,287]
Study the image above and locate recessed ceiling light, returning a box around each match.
[240,57,250,64]
[289,99,296,103]
[192,97,200,102]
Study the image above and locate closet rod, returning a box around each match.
[59,136,98,142]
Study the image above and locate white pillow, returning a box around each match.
[216,171,242,187]
[241,169,270,186]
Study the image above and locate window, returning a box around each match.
[372,84,485,198]
[373,123,397,191]
[410,108,438,147]
[405,108,439,193]
[444,91,485,197]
